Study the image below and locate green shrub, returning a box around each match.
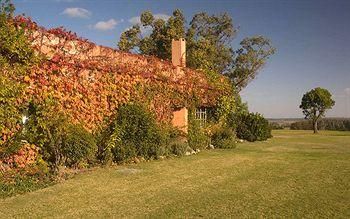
[229,112,272,142]
[188,110,209,150]
[0,133,23,159]
[94,120,117,165]
[167,125,185,140]
[108,103,167,163]
[169,140,189,156]
[62,125,97,168]
[111,141,137,163]
[211,125,236,149]
[24,103,67,171]
[24,101,97,171]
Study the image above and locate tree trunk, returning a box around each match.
[313,120,318,134]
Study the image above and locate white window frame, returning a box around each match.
[195,107,207,127]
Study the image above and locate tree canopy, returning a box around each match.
[0,0,37,146]
[118,9,275,91]
[299,87,335,133]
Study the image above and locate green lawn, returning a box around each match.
[1,130,349,218]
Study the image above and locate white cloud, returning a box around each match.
[345,88,350,96]
[62,7,91,19]
[128,16,141,25]
[128,13,170,25]
[92,19,122,31]
[154,14,171,21]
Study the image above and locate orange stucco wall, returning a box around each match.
[172,108,188,133]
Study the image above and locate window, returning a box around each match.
[195,107,207,127]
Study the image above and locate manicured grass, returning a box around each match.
[1,130,349,218]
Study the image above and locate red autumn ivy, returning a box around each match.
[13,15,232,132]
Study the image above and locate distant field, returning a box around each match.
[268,118,350,130]
[268,118,304,128]
[1,130,349,218]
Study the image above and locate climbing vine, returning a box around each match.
[0,8,37,147]
[9,15,232,133]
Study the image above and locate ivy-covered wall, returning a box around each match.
[14,16,232,132]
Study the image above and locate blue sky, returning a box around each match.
[13,0,350,118]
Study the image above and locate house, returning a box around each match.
[15,16,231,133]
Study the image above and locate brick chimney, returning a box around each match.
[171,38,188,133]
[171,38,186,68]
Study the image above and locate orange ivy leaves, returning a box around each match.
[15,15,231,132]
[1,143,39,171]
[25,59,138,131]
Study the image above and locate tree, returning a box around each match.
[299,87,335,134]
[228,36,275,90]
[186,12,236,76]
[117,10,275,91]
[118,9,185,59]
[0,0,36,146]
